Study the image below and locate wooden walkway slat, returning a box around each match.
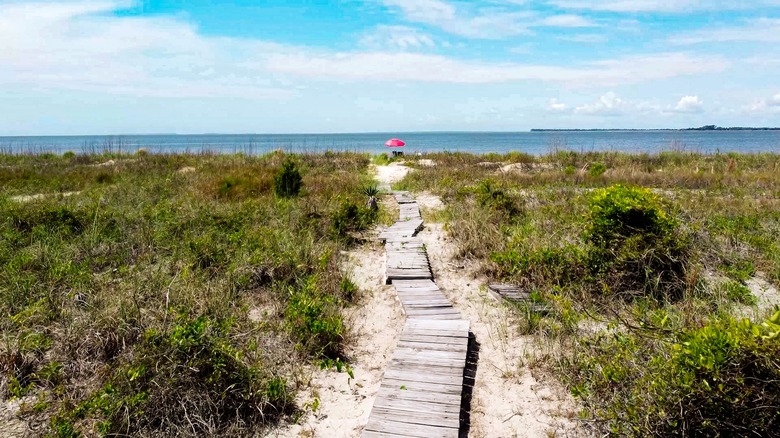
[364,192,470,438]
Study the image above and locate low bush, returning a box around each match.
[584,184,693,301]
[588,162,607,177]
[475,179,523,220]
[273,158,303,198]
[567,310,780,437]
[52,312,293,436]
[285,277,345,359]
[330,200,376,238]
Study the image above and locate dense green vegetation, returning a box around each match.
[396,151,780,437]
[0,151,378,436]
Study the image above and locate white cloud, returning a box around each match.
[381,0,532,38]
[267,52,728,86]
[0,1,734,106]
[549,0,780,13]
[747,92,780,112]
[670,18,780,45]
[557,34,608,43]
[671,95,704,113]
[547,98,568,112]
[574,92,629,115]
[360,25,436,50]
[538,14,595,27]
[382,0,456,23]
[0,1,291,99]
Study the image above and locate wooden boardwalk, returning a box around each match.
[364,191,471,438]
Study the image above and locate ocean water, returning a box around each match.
[1,131,780,156]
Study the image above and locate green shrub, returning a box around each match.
[568,311,780,437]
[53,313,293,436]
[286,278,344,358]
[273,158,303,198]
[589,162,607,177]
[330,200,376,238]
[217,175,244,198]
[584,184,692,301]
[95,171,114,184]
[373,153,391,165]
[476,179,522,219]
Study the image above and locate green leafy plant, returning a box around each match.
[362,184,380,211]
[584,184,692,301]
[273,158,303,198]
[568,311,780,437]
[588,162,607,177]
[475,179,522,219]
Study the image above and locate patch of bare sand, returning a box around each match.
[417,218,585,438]
[372,163,410,190]
[272,241,404,438]
[1,396,33,437]
[9,191,80,203]
[747,276,780,314]
[177,166,197,174]
[415,191,444,211]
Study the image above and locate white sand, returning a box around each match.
[273,200,404,437]
[177,166,197,174]
[274,164,585,437]
[418,220,584,438]
[372,163,410,190]
[747,276,780,314]
[0,396,32,437]
[415,191,445,211]
[9,191,80,203]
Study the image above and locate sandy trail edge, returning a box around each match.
[416,194,586,437]
[270,167,404,438]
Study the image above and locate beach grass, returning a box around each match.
[0,151,379,436]
[396,150,780,437]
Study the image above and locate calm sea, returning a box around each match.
[1,131,780,156]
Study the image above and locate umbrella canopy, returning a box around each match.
[385,138,406,148]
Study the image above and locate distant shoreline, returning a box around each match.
[532,125,780,132]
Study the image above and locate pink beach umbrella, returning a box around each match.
[385,138,406,148]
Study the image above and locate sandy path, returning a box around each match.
[276,164,584,437]
[271,170,404,438]
[416,193,585,437]
[372,163,410,190]
[271,242,403,438]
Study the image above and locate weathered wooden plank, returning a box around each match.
[402,305,457,312]
[369,406,460,428]
[393,279,437,286]
[385,362,467,378]
[396,340,468,353]
[372,396,461,416]
[375,387,462,407]
[398,293,452,307]
[364,418,458,438]
[399,332,468,343]
[393,348,465,360]
[487,283,531,301]
[403,310,461,319]
[404,319,469,331]
[380,379,463,396]
[381,368,464,386]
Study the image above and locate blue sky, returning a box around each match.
[1,0,779,135]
